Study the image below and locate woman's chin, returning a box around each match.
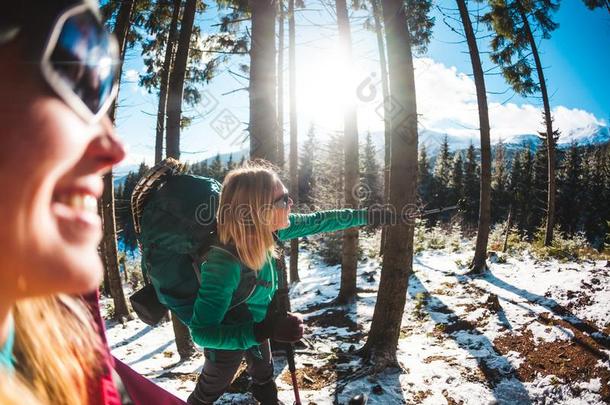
[51,249,104,295]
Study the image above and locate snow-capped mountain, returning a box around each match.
[558,122,610,146]
[367,123,609,157]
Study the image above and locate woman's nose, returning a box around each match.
[87,118,126,173]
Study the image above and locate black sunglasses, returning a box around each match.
[40,3,119,122]
[273,192,290,209]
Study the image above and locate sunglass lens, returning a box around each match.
[50,10,118,116]
[280,194,289,208]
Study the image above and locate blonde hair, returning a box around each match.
[217,160,282,270]
[0,373,44,405]
[12,295,105,405]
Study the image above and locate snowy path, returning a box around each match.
[105,242,610,404]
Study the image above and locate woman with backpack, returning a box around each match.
[0,2,185,404]
[187,161,398,405]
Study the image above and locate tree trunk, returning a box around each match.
[103,174,131,320]
[102,264,111,296]
[457,0,491,274]
[155,0,182,164]
[249,0,279,162]
[361,0,418,368]
[277,1,285,169]
[122,257,129,283]
[503,205,513,253]
[516,0,556,246]
[171,312,195,360]
[371,0,391,258]
[164,0,198,358]
[335,0,360,304]
[288,0,300,284]
[166,0,197,160]
[102,0,135,321]
[98,204,111,296]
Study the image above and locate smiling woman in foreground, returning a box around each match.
[0,1,125,404]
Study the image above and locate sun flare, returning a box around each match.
[294,46,367,132]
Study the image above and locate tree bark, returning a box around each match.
[457,0,491,274]
[103,174,131,320]
[249,0,279,162]
[155,0,182,164]
[277,1,285,169]
[102,0,135,321]
[288,0,300,284]
[371,0,391,258]
[164,0,198,358]
[516,0,556,246]
[361,0,418,368]
[335,0,360,304]
[166,0,197,160]
[503,205,513,253]
[171,312,196,360]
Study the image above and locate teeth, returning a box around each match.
[58,193,98,214]
[83,195,98,213]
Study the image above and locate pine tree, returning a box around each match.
[191,160,210,177]
[417,145,433,208]
[249,0,279,162]
[492,140,510,223]
[432,136,452,220]
[209,154,224,182]
[314,133,345,210]
[509,149,525,229]
[557,143,582,235]
[360,132,383,211]
[298,125,316,209]
[457,0,492,272]
[226,154,236,174]
[481,0,560,245]
[521,147,536,235]
[531,142,548,235]
[101,0,138,322]
[165,0,199,159]
[362,0,432,370]
[451,152,464,208]
[582,0,610,13]
[314,132,345,265]
[287,0,300,284]
[462,144,480,226]
[335,0,361,304]
[582,148,609,247]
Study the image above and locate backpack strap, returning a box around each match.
[210,243,240,262]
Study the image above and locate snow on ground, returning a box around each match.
[105,236,610,404]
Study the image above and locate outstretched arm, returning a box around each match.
[275,208,369,242]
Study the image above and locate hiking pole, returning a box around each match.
[285,342,302,405]
[275,251,302,405]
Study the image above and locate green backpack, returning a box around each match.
[131,158,222,325]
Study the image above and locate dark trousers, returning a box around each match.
[187,339,274,405]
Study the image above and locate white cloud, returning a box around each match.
[411,58,606,142]
[124,69,140,82]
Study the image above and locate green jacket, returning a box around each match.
[189,208,368,350]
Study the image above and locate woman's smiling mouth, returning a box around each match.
[52,184,103,244]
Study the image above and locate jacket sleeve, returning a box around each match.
[276,208,369,242]
[189,249,259,350]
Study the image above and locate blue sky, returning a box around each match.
[114,1,610,168]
